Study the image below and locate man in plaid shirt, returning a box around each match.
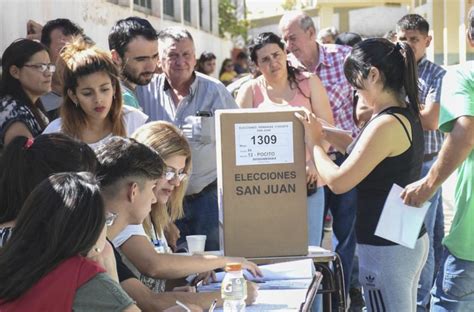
[396,14,446,312]
[279,11,359,303]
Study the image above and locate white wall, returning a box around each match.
[0,0,233,78]
[349,6,409,37]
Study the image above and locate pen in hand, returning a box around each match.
[175,300,191,312]
[208,299,217,312]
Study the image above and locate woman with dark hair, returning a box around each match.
[219,58,237,85]
[236,32,333,248]
[0,133,98,247]
[43,37,147,150]
[297,38,428,311]
[0,39,53,146]
[0,172,137,311]
[195,51,216,76]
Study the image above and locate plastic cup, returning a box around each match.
[186,235,207,254]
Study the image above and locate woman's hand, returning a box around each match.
[226,257,263,278]
[295,110,325,149]
[164,222,181,252]
[245,281,259,306]
[193,271,217,285]
[306,159,318,184]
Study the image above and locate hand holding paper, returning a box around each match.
[375,184,430,249]
[400,176,438,207]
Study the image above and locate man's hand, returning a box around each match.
[26,20,43,40]
[400,177,437,207]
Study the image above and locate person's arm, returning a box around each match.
[163,223,180,252]
[308,75,334,126]
[314,117,354,153]
[235,81,254,108]
[3,122,33,146]
[419,101,440,130]
[121,278,257,310]
[120,235,261,279]
[297,111,409,194]
[419,73,445,131]
[401,115,474,206]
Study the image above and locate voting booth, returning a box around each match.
[216,109,307,258]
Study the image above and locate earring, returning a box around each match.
[94,247,101,253]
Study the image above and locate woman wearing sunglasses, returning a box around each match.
[109,122,261,308]
[0,39,54,146]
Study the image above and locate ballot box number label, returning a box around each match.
[235,122,293,166]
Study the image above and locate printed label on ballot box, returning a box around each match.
[235,122,293,166]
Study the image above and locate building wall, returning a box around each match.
[349,6,408,37]
[0,0,233,78]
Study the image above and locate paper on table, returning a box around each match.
[375,184,430,249]
[213,259,315,283]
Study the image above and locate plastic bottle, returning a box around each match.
[221,263,247,312]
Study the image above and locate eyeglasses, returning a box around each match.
[165,167,187,182]
[105,212,118,226]
[23,63,56,73]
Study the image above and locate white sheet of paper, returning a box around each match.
[375,184,430,249]
[322,125,352,135]
[213,259,315,283]
[235,122,294,166]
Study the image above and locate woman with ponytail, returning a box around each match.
[297,38,427,311]
[0,133,97,247]
[236,32,333,248]
[43,38,148,150]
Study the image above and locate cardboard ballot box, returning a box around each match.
[216,109,307,258]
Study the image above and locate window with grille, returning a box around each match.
[184,0,191,23]
[133,0,151,9]
[164,0,174,17]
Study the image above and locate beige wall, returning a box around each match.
[0,0,233,78]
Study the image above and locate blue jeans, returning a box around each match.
[431,250,474,311]
[433,195,445,279]
[417,157,443,311]
[176,183,220,251]
[324,153,357,297]
[308,187,325,247]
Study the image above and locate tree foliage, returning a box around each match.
[218,0,250,40]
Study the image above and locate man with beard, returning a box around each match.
[109,17,159,110]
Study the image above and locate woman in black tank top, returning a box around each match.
[297,38,428,312]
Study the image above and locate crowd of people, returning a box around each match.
[0,7,472,312]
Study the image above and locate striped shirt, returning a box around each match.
[288,43,359,138]
[0,226,13,247]
[418,57,446,155]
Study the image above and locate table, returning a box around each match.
[214,273,322,311]
[247,246,346,312]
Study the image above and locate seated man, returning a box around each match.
[96,137,257,309]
